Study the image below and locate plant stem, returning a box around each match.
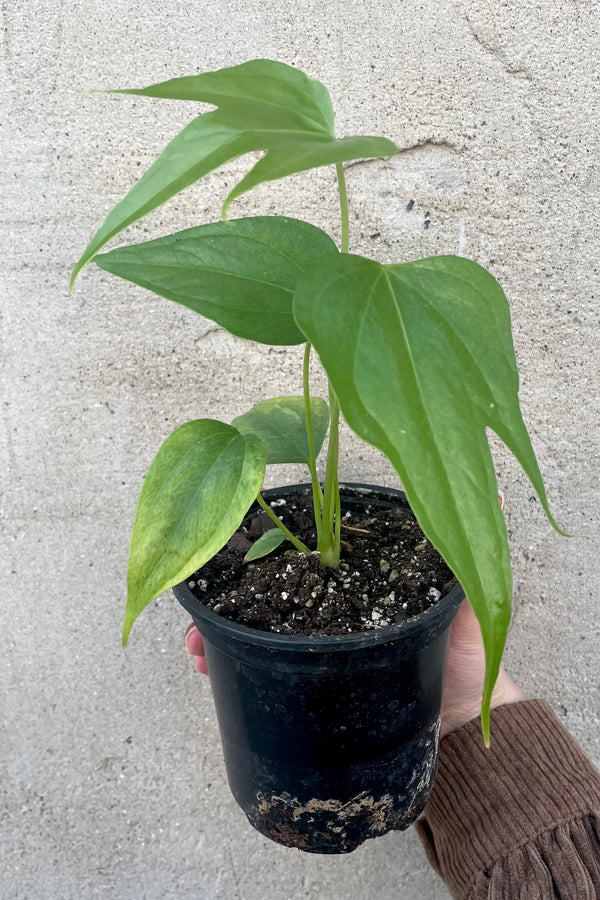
[303,343,324,540]
[319,387,341,567]
[335,162,350,254]
[255,492,311,554]
[334,469,342,547]
[316,163,350,568]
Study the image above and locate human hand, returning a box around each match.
[440,596,524,738]
[440,493,524,737]
[185,622,208,675]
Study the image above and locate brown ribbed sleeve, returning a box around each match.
[415,700,600,899]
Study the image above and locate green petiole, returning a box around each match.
[315,163,350,568]
[303,342,324,542]
[255,491,311,554]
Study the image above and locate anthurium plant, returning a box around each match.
[71,59,563,741]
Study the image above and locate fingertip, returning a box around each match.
[195,656,209,676]
[185,624,204,657]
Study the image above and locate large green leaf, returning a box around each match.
[293,253,564,741]
[94,217,338,345]
[114,58,335,134]
[232,395,330,463]
[70,59,396,286]
[70,114,252,289]
[124,419,265,644]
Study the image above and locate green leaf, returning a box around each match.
[124,419,265,645]
[244,528,286,562]
[116,58,336,135]
[94,217,338,345]
[221,134,399,216]
[232,396,330,463]
[294,253,564,741]
[70,114,253,289]
[70,59,396,285]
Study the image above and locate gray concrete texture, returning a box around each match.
[2,0,599,896]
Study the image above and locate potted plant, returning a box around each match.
[71,59,563,853]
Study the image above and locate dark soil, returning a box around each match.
[187,488,456,637]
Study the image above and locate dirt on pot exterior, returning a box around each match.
[186,487,456,636]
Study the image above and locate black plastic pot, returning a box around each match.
[174,484,464,854]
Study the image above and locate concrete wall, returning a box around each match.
[2,1,598,897]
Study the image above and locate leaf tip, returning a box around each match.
[70,253,91,292]
[122,586,137,648]
[552,520,573,539]
[221,195,232,222]
[540,501,572,538]
[382,138,399,157]
[481,696,491,747]
[121,620,132,648]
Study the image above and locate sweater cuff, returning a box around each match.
[416,699,600,898]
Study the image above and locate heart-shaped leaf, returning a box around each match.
[294,252,564,741]
[125,419,265,644]
[244,528,287,562]
[232,396,330,463]
[70,59,396,286]
[94,217,337,345]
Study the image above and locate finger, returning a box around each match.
[185,623,205,658]
[195,656,209,676]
